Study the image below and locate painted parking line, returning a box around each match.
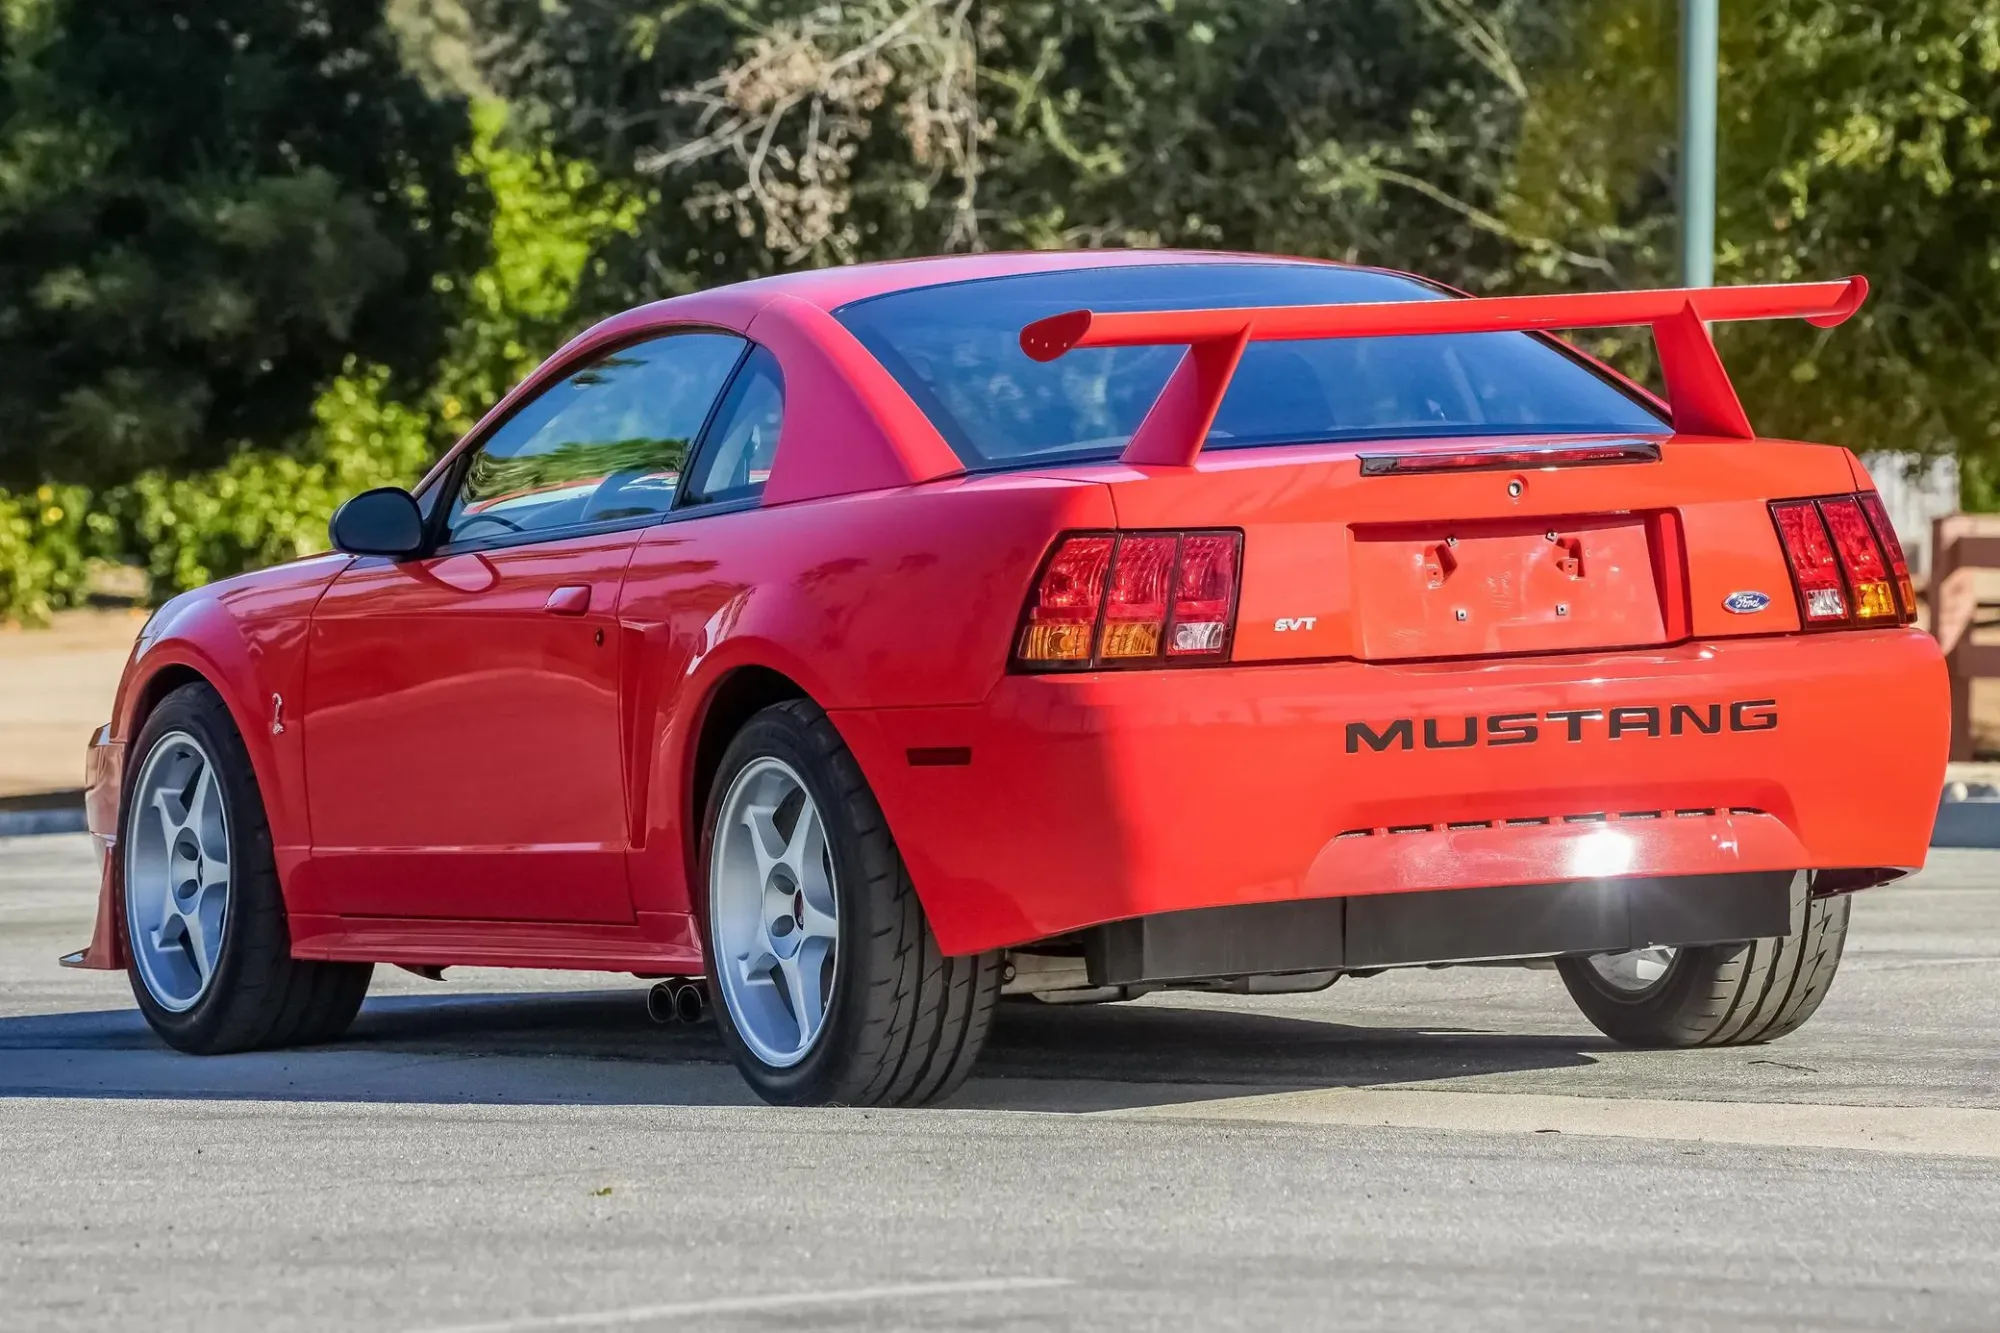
[1100,1087,2000,1158]
[408,1277,1075,1333]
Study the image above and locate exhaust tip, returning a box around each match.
[672,980,706,1024]
[645,981,680,1025]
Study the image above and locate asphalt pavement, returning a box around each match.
[3,833,1997,1331]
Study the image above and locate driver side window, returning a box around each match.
[443,331,746,547]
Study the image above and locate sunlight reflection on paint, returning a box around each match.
[1572,827,1636,879]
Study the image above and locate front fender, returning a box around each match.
[68,557,347,972]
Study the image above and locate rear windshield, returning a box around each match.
[835,264,1666,468]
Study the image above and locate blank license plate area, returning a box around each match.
[1350,514,1666,660]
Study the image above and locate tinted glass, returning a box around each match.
[836,265,1665,467]
[685,346,784,505]
[444,331,745,544]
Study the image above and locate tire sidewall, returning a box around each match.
[122,685,269,1050]
[1558,942,1736,1046]
[698,705,882,1105]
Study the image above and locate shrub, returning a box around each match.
[0,482,104,624]
[110,102,642,600]
[114,364,433,597]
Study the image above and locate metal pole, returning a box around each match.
[1679,0,1719,288]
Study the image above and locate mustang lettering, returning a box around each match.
[1346,701,1779,752]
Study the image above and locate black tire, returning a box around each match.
[700,699,1002,1106]
[1557,886,1849,1048]
[123,682,372,1054]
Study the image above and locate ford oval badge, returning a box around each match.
[1723,590,1772,614]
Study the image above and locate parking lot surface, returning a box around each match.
[3,834,1997,1330]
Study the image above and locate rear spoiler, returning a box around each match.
[1017,277,1869,467]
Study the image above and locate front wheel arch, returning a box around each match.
[126,663,211,742]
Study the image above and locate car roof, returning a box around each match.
[639,249,1403,316]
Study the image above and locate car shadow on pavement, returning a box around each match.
[0,987,1606,1112]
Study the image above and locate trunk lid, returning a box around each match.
[1046,432,1859,663]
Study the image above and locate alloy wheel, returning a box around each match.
[1585,945,1678,997]
[710,757,840,1068]
[124,732,231,1013]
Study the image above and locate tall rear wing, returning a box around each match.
[1017,277,1869,467]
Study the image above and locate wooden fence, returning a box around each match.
[1929,513,2000,760]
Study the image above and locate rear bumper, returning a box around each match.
[835,628,1947,955]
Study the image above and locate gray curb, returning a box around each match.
[0,808,87,838]
[0,792,87,840]
[1934,783,2000,849]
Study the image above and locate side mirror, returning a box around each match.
[329,487,426,559]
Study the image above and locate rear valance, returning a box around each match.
[1018,277,1869,466]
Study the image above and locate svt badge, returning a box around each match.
[1723,590,1772,614]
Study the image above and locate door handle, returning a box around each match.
[545,585,592,616]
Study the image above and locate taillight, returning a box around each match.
[1857,491,1917,615]
[1819,497,1898,623]
[1015,530,1243,670]
[1169,533,1239,656]
[1014,535,1111,664]
[1769,493,1913,629]
[1100,535,1175,660]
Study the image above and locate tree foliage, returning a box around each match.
[117,101,642,599]
[3,0,1998,622]
[1511,0,2000,466]
[0,0,486,490]
[471,0,1563,296]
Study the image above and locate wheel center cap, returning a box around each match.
[792,893,804,928]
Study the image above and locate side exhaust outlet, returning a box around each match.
[646,981,680,1025]
[646,978,710,1025]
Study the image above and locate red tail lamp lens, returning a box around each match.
[1016,535,1112,663]
[1819,497,1898,623]
[1100,535,1176,660]
[1015,530,1242,670]
[1771,500,1847,624]
[1857,491,1916,617]
[1169,533,1241,657]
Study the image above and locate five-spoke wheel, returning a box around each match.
[710,756,841,1067]
[700,699,1003,1106]
[124,732,232,1012]
[121,682,373,1053]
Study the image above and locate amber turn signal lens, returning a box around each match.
[1018,622,1095,662]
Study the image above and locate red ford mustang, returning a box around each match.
[70,251,1947,1105]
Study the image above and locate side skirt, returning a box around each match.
[289,910,703,975]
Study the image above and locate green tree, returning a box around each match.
[1509,0,2000,474]
[468,0,1553,298]
[0,0,487,491]
[121,102,642,597]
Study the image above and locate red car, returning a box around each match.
[71,251,1947,1106]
